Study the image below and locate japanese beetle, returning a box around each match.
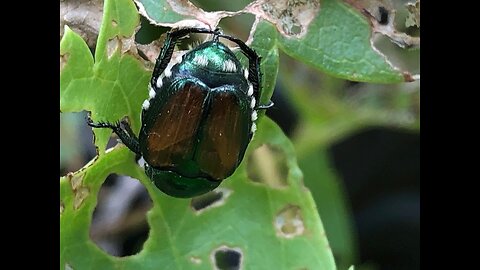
[88,27,272,198]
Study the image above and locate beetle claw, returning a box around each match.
[257,100,274,110]
[85,116,119,129]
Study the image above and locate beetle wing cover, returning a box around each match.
[195,90,251,180]
[145,81,206,168]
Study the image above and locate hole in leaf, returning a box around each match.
[191,192,222,210]
[255,0,319,37]
[372,33,420,74]
[247,144,288,188]
[366,1,419,51]
[193,0,243,12]
[212,246,243,270]
[90,174,152,257]
[274,205,305,238]
[191,188,232,214]
[217,13,256,42]
[289,24,302,35]
[61,112,96,175]
[405,1,420,29]
[378,6,390,25]
[111,19,118,27]
[135,16,168,45]
[360,0,393,26]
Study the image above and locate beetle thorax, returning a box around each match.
[170,41,246,88]
[188,41,241,72]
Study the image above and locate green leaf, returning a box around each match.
[250,21,279,106]
[61,118,337,270]
[60,0,150,153]
[278,0,404,83]
[135,0,186,24]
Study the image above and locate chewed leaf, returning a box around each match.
[60,0,150,153]
[134,0,238,30]
[60,119,337,270]
[245,0,320,37]
[246,0,417,82]
[138,0,416,83]
[345,0,420,49]
[278,0,411,83]
[134,0,193,25]
[406,0,420,28]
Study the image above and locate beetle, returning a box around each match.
[88,27,273,198]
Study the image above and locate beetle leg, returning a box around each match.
[118,119,144,160]
[86,115,141,155]
[151,27,222,86]
[218,34,273,110]
[120,118,137,139]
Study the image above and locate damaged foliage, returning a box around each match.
[346,0,420,49]
[406,0,420,28]
[135,0,418,82]
[245,0,320,37]
[135,0,320,38]
[61,0,419,83]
